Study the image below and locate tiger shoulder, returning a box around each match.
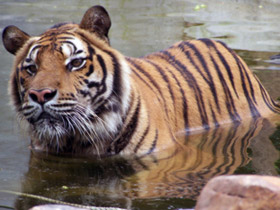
[2,5,280,156]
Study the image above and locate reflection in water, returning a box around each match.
[13,117,280,209]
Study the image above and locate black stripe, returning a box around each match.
[144,59,175,102]
[27,45,41,60]
[145,130,158,155]
[203,41,260,120]
[56,36,75,40]
[85,64,94,77]
[21,105,34,111]
[167,67,190,131]
[87,81,100,88]
[127,58,170,117]
[78,89,90,97]
[59,96,76,101]
[210,55,241,122]
[96,55,107,94]
[90,50,124,117]
[104,51,122,101]
[110,99,141,154]
[144,59,178,127]
[126,58,174,129]
[232,53,260,118]
[127,59,154,90]
[257,79,279,113]
[87,45,95,61]
[159,50,210,129]
[90,55,107,104]
[238,60,257,104]
[38,37,53,43]
[59,32,75,36]
[50,103,75,107]
[180,41,220,113]
[210,104,219,128]
[200,39,239,98]
[219,39,257,105]
[23,110,35,117]
[134,124,150,153]
[30,45,41,52]
[38,32,74,43]
[122,90,135,121]
[155,54,190,131]
[20,61,25,72]
[127,58,182,144]
[77,32,93,44]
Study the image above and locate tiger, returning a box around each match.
[14,117,274,210]
[2,5,280,156]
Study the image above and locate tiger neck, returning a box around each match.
[107,84,143,155]
[90,57,135,155]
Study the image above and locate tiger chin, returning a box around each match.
[2,5,280,157]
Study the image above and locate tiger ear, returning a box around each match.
[80,5,111,40]
[2,25,30,55]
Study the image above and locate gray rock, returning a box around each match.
[195,175,280,210]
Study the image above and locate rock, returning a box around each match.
[195,175,280,210]
[30,204,87,210]
[29,204,126,210]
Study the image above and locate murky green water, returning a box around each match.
[1,0,280,209]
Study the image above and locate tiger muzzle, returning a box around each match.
[28,89,57,105]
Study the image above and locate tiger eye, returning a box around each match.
[71,58,83,67]
[25,64,37,75]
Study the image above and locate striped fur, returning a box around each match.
[3,6,280,156]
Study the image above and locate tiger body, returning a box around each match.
[125,40,279,154]
[3,6,279,156]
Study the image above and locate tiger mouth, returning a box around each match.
[29,111,68,141]
[38,112,55,120]
[28,106,93,140]
[31,111,60,124]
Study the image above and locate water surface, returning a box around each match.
[1,0,280,209]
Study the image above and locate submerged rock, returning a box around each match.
[195,175,280,210]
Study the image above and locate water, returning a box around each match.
[0,0,280,209]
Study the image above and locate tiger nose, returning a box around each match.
[29,89,57,104]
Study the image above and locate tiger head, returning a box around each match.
[2,6,131,154]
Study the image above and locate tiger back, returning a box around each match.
[2,5,280,156]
